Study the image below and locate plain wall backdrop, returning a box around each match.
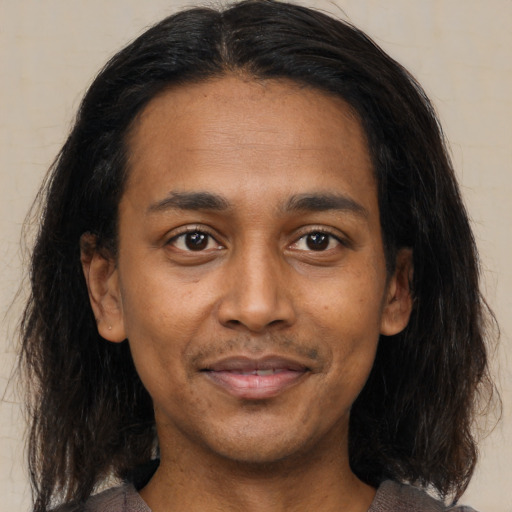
[1,1,510,510]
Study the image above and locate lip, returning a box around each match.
[201,356,310,400]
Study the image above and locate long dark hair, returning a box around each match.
[20,1,497,510]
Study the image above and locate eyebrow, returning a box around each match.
[146,190,368,219]
[284,193,368,218]
[147,191,230,214]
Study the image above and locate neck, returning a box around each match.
[140,425,375,512]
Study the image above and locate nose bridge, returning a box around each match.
[218,236,295,332]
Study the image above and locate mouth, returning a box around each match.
[200,356,310,400]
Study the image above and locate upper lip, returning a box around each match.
[201,355,310,373]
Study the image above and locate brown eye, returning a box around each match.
[291,231,341,252]
[185,231,209,251]
[170,230,222,252]
[306,232,330,251]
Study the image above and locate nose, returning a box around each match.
[217,245,297,333]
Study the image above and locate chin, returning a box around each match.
[200,423,327,468]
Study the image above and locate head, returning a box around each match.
[21,1,494,510]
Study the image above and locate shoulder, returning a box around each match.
[369,480,478,512]
[52,483,151,512]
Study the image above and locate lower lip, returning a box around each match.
[203,370,307,400]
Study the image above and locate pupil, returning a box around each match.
[185,232,208,251]
[306,233,329,251]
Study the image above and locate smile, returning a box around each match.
[228,369,284,376]
[201,356,310,400]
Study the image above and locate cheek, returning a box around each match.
[309,268,384,383]
[315,316,379,418]
[311,265,386,336]
[117,258,226,392]
[119,259,212,337]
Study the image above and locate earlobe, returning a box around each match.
[380,248,414,336]
[80,233,126,343]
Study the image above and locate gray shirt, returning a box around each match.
[56,479,476,512]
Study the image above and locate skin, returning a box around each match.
[82,76,413,512]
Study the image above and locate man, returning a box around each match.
[20,1,495,511]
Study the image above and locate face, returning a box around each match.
[84,76,412,467]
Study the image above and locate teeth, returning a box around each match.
[236,369,276,376]
[257,369,274,376]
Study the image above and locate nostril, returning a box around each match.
[216,269,297,332]
[221,316,291,333]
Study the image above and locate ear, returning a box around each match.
[380,248,413,336]
[80,233,126,342]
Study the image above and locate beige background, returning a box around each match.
[1,1,510,510]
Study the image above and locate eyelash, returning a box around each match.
[166,226,224,252]
[291,230,345,252]
[166,226,347,253]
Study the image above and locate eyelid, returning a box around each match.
[163,224,351,254]
[290,225,350,250]
[165,224,224,250]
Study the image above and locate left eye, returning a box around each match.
[170,231,221,252]
[292,232,340,251]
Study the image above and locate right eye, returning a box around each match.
[168,230,223,252]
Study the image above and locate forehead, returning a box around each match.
[124,75,375,212]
